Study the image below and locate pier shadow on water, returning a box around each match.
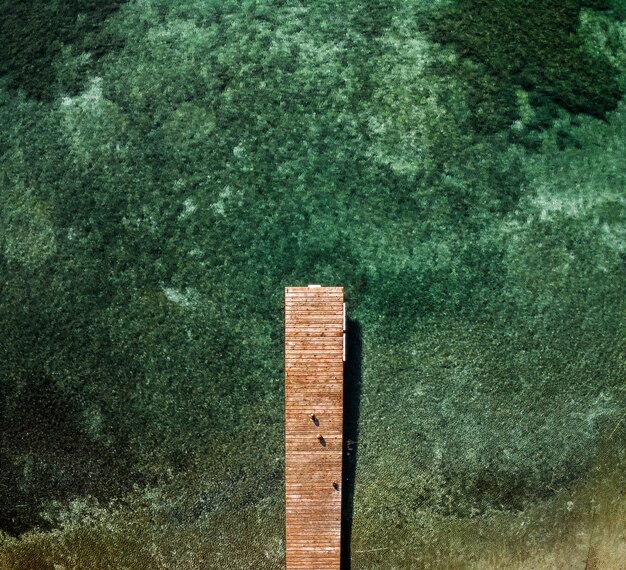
[341,318,362,570]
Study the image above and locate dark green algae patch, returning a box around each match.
[1,0,625,567]
[0,0,127,101]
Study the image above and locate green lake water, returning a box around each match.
[1,1,624,568]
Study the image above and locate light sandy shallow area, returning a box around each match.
[1,444,623,569]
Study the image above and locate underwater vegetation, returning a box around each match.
[0,0,624,567]
[0,0,126,100]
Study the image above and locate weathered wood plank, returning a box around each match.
[285,286,344,570]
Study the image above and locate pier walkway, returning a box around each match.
[284,286,345,569]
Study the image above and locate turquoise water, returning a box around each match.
[0,1,624,567]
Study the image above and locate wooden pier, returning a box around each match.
[284,286,345,569]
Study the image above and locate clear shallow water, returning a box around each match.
[0,1,624,567]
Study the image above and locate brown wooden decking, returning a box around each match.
[285,286,345,570]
